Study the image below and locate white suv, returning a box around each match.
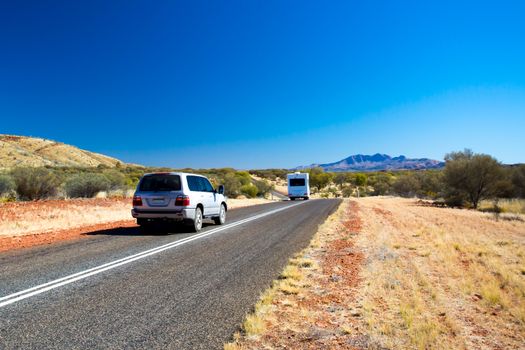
[131,172,227,232]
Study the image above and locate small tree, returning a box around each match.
[443,149,503,209]
[415,171,443,199]
[392,173,421,198]
[0,174,15,196]
[309,168,333,192]
[11,167,59,200]
[352,173,367,198]
[65,173,111,198]
[334,173,348,189]
[371,173,393,196]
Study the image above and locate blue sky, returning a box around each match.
[1,1,524,168]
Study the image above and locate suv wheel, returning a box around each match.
[189,207,203,232]
[214,204,226,225]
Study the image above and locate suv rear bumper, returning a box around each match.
[131,208,195,221]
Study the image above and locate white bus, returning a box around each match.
[287,172,310,200]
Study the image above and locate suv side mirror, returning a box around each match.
[217,185,225,195]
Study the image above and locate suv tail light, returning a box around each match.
[175,195,190,206]
[133,196,143,206]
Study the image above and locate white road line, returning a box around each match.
[0,201,307,308]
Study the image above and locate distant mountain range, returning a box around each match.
[295,153,445,172]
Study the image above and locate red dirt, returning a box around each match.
[0,220,136,253]
[372,206,392,218]
[0,197,129,221]
[246,201,366,350]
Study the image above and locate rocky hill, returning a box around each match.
[296,153,444,172]
[0,135,127,169]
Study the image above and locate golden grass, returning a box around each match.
[0,197,272,238]
[479,198,525,214]
[356,197,525,349]
[227,197,525,349]
[0,198,133,237]
[0,134,122,168]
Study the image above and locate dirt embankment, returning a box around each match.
[0,197,273,253]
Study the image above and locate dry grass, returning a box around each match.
[225,200,363,349]
[227,198,274,209]
[228,197,525,350]
[0,198,132,237]
[479,198,525,215]
[356,197,525,349]
[0,197,273,238]
[0,134,122,168]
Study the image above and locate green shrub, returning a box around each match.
[65,173,110,198]
[369,173,393,196]
[223,173,242,197]
[392,173,421,198]
[254,179,273,197]
[511,165,525,198]
[309,168,333,192]
[342,185,354,197]
[235,171,252,186]
[0,174,15,196]
[11,167,59,200]
[240,184,258,198]
[102,170,127,190]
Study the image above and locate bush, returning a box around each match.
[65,173,110,198]
[0,174,15,196]
[11,167,59,200]
[512,165,525,198]
[235,171,252,186]
[223,173,242,197]
[334,173,349,189]
[240,184,258,198]
[370,173,393,195]
[415,171,443,199]
[309,168,333,192]
[254,179,273,197]
[392,174,421,198]
[342,185,354,197]
[102,170,127,191]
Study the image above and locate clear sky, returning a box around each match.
[1,1,524,168]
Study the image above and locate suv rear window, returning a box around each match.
[290,178,306,186]
[139,174,181,192]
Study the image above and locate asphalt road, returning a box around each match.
[0,199,341,349]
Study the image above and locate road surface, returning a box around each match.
[0,199,341,349]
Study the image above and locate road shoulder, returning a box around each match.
[225,199,366,349]
[0,198,275,253]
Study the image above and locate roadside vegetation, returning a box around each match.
[227,197,525,349]
[0,165,275,202]
[252,149,525,215]
[1,149,523,216]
